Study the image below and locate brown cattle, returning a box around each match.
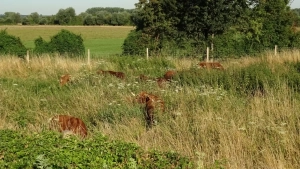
[48,115,88,138]
[199,62,224,70]
[136,91,165,112]
[145,96,155,127]
[163,70,176,81]
[59,74,71,86]
[97,70,125,79]
[136,91,163,104]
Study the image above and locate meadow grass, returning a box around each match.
[1,25,134,56]
[1,50,300,168]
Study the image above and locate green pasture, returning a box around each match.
[1,25,134,56]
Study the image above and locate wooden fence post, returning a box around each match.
[206,47,210,62]
[146,48,149,60]
[26,50,29,63]
[274,45,278,56]
[87,49,90,66]
[211,34,214,61]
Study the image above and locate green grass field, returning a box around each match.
[1,25,134,56]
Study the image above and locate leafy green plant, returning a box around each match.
[0,130,194,168]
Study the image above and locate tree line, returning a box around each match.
[0,7,134,26]
[122,0,300,58]
[1,1,300,59]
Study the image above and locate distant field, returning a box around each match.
[1,25,134,56]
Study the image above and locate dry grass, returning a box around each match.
[1,50,300,168]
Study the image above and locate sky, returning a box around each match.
[0,0,300,16]
[0,0,138,15]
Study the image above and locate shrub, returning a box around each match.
[122,30,148,56]
[33,37,53,55]
[0,29,27,57]
[33,29,85,57]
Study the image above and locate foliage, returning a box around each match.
[34,37,53,54]
[0,130,193,168]
[84,7,133,26]
[0,29,27,57]
[124,0,300,57]
[33,29,85,57]
[56,7,77,25]
[0,12,21,25]
[122,30,149,56]
[254,0,297,48]
[128,0,247,56]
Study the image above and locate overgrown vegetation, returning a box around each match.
[1,50,300,168]
[0,29,27,57]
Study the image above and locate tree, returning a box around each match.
[3,12,21,24]
[84,14,96,25]
[21,17,30,25]
[110,13,119,25]
[95,11,107,25]
[247,0,299,49]
[29,12,40,24]
[56,7,76,25]
[176,0,247,42]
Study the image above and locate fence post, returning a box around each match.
[146,48,149,60]
[274,45,278,56]
[206,47,210,62]
[26,50,30,63]
[87,49,90,66]
[211,34,214,61]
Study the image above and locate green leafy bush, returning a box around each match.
[33,37,53,55]
[0,29,27,57]
[0,130,194,168]
[122,30,148,56]
[34,29,85,57]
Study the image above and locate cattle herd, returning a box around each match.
[51,61,224,138]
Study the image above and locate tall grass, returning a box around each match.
[1,50,300,168]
